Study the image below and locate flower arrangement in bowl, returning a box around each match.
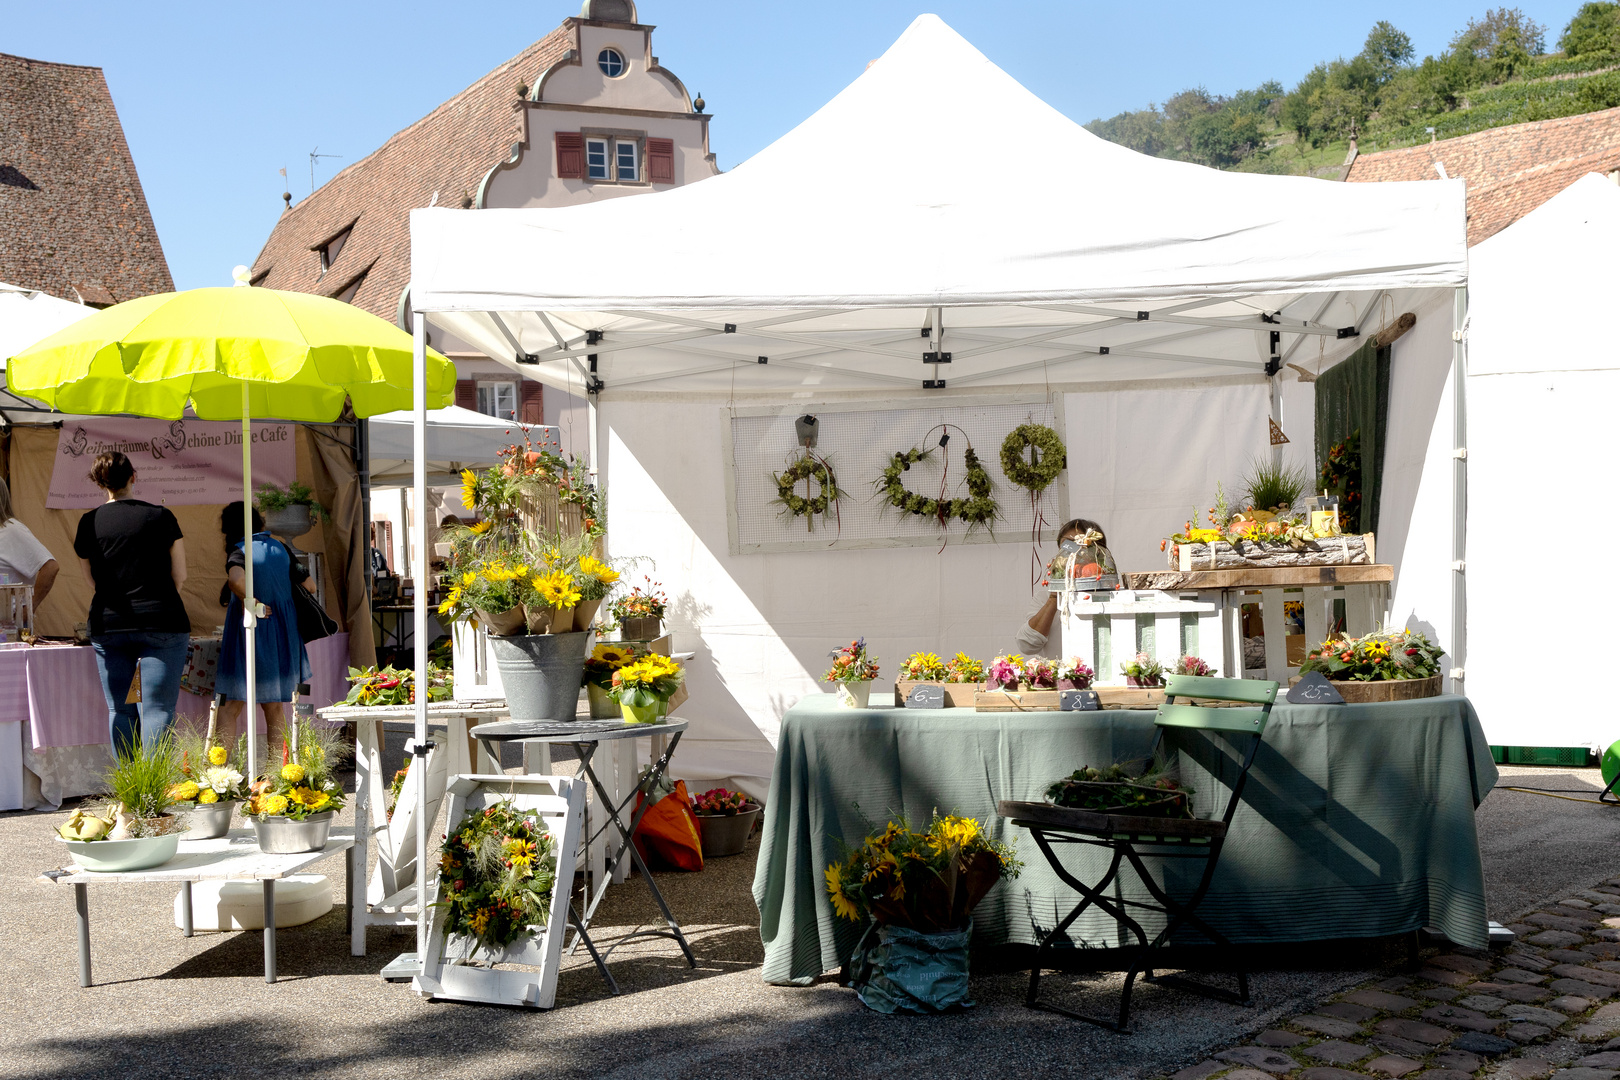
[691,787,761,857]
[1296,627,1446,701]
[343,664,453,707]
[608,653,684,724]
[1119,652,1165,688]
[170,731,250,839]
[1045,762,1193,819]
[436,798,558,957]
[1174,655,1214,678]
[898,652,948,682]
[57,736,190,872]
[583,641,644,718]
[246,718,349,853]
[984,653,1025,691]
[824,639,880,708]
[611,580,668,641]
[1024,656,1058,689]
[1055,658,1095,690]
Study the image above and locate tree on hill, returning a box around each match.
[1559,2,1620,56]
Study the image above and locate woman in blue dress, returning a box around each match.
[216,503,313,758]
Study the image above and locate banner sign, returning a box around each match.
[46,418,297,509]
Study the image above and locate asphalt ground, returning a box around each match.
[2,760,1615,1080]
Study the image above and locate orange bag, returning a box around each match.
[632,779,704,872]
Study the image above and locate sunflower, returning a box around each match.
[825,863,860,921]
[460,468,478,510]
[503,837,537,870]
[578,556,619,584]
[469,519,492,535]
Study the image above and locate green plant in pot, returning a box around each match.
[255,480,330,539]
[607,653,684,724]
[171,728,250,840]
[247,717,349,853]
[57,737,190,872]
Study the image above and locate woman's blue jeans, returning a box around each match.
[91,631,190,755]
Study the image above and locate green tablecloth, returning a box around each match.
[752,694,1496,985]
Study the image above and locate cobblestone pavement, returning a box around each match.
[1157,880,1620,1080]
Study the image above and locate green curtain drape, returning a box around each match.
[1314,341,1390,534]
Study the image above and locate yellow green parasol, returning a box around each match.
[6,280,457,777]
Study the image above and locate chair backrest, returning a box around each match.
[1154,675,1280,826]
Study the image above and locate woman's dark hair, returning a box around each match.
[221,501,266,556]
[89,451,135,492]
[1058,518,1108,548]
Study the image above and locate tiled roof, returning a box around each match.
[0,52,173,302]
[1344,107,1620,245]
[249,27,572,323]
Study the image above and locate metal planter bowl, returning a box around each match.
[180,800,236,840]
[696,805,761,858]
[252,810,335,853]
[58,832,182,873]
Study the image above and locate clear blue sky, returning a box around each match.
[5,1,1584,292]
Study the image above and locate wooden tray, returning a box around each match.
[893,680,977,708]
[1286,673,1442,703]
[973,687,1166,712]
[997,799,1225,839]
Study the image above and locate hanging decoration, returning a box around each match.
[876,426,998,536]
[1000,422,1067,590]
[1269,418,1291,446]
[771,450,846,533]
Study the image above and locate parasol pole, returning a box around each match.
[411,311,429,957]
[242,379,259,780]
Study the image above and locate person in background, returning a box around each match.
[215,502,313,757]
[73,451,190,754]
[0,477,60,609]
[1014,518,1109,658]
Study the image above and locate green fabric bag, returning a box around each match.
[847,919,975,1014]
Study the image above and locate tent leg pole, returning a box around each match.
[242,382,258,780]
[1269,374,1283,468]
[411,312,429,959]
[1450,286,1468,695]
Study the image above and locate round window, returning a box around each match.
[597,48,626,78]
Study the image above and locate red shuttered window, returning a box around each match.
[556,132,585,179]
[520,380,544,424]
[455,380,477,411]
[646,137,674,184]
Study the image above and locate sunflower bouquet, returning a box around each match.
[608,654,684,710]
[247,718,349,821]
[435,798,558,955]
[583,641,643,690]
[824,812,1020,933]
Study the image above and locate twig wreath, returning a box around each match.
[771,450,846,533]
[1000,423,1067,494]
[876,425,998,535]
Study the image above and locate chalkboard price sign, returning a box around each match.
[1059,689,1101,712]
[1286,671,1346,705]
[906,684,947,709]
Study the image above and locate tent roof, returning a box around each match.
[1469,172,1620,377]
[366,405,560,486]
[410,14,1467,395]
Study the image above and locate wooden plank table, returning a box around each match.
[40,830,357,986]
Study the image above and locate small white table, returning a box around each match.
[41,830,357,986]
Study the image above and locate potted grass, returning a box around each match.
[608,653,684,724]
[691,787,761,857]
[826,812,1021,1013]
[57,737,189,872]
[255,480,330,540]
[246,717,348,853]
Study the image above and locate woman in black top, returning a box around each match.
[73,451,191,754]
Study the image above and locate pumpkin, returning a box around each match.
[1078,562,1104,577]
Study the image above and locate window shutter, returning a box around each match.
[520,380,544,424]
[556,132,585,179]
[647,137,674,184]
[455,379,477,411]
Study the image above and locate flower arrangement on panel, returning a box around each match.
[1119,652,1165,688]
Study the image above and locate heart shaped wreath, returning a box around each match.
[772,451,846,533]
[876,427,998,535]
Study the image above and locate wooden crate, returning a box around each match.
[973,686,1166,712]
[893,680,977,708]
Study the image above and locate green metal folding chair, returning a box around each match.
[998,673,1279,1032]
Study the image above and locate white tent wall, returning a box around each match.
[1464,174,1620,749]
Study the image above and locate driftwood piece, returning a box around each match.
[1173,533,1372,572]
[1374,313,1417,348]
[1124,563,1393,591]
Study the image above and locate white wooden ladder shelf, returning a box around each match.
[413,773,615,1008]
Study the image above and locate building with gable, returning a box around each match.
[1345,106,1620,246]
[250,0,718,427]
[0,52,172,305]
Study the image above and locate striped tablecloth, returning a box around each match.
[0,643,108,748]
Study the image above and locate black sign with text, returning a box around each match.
[1060,689,1101,712]
[906,684,947,709]
[1286,670,1346,705]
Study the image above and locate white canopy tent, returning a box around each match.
[1465,172,1620,751]
[0,284,92,412]
[406,14,1472,792]
[366,405,560,487]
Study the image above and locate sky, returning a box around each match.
[5,0,1586,293]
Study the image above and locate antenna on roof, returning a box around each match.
[309,147,342,194]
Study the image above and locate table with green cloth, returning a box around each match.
[752,693,1496,986]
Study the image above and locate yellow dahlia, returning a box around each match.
[208,745,229,767]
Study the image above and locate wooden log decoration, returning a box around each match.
[1373,312,1417,348]
[1173,533,1374,571]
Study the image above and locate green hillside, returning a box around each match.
[1086,4,1620,177]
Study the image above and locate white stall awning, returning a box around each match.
[366,405,560,487]
[410,14,1467,397]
